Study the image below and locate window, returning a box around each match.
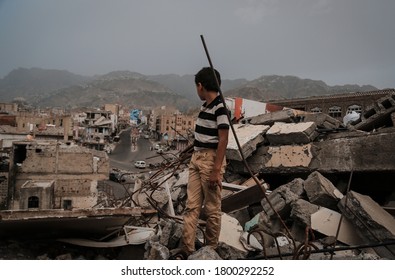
[28,196,39,208]
[310,107,322,113]
[329,106,342,118]
[347,105,362,114]
[63,200,72,210]
[14,144,27,164]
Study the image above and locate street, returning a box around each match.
[108,127,177,173]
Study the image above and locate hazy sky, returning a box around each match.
[1,0,394,88]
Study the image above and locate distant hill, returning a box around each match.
[0,68,379,111]
[0,67,92,102]
[145,74,248,107]
[225,75,378,102]
[38,75,192,111]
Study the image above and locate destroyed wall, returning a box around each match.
[19,180,54,209]
[230,129,395,173]
[0,172,8,208]
[8,141,109,210]
[226,105,395,204]
[54,179,98,209]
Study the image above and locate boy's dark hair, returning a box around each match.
[194,67,221,92]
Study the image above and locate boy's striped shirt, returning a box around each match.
[194,95,229,150]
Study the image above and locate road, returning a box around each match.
[108,127,172,172]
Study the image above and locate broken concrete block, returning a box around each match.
[219,213,247,252]
[354,91,395,131]
[338,191,395,259]
[158,219,174,247]
[221,182,268,213]
[228,144,314,175]
[239,231,263,251]
[290,199,320,227]
[144,240,170,260]
[226,123,269,161]
[135,184,169,209]
[158,219,183,250]
[311,207,364,245]
[302,112,344,130]
[262,144,313,169]
[310,131,395,172]
[230,129,395,175]
[266,122,318,145]
[168,222,183,250]
[188,246,222,260]
[216,241,248,260]
[283,178,305,197]
[304,171,343,210]
[261,184,302,219]
[249,109,299,126]
[172,168,189,188]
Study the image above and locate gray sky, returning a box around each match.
[0,0,394,88]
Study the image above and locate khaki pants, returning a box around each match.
[182,149,226,254]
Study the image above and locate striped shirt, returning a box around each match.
[194,95,229,150]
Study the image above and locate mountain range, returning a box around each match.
[0,67,379,111]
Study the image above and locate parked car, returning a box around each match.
[134,160,146,169]
[109,169,124,182]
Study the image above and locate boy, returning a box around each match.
[179,67,229,258]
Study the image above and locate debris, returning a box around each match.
[57,226,156,248]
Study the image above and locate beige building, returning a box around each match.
[104,104,120,116]
[156,113,195,142]
[2,140,109,211]
[15,111,73,141]
[0,103,18,113]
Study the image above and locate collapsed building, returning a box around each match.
[140,90,395,260]
[1,91,395,260]
[0,140,155,240]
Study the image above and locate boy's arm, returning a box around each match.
[209,128,229,189]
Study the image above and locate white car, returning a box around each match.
[134,161,146,169]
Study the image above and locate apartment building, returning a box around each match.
[155,112,195,151]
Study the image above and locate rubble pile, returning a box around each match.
[134,98,395,260]
[138,168,393,260]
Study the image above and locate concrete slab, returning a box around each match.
[311,207,364,245]
[226,123,269,161]
[266,122,317,145]
[218,213,247,252]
